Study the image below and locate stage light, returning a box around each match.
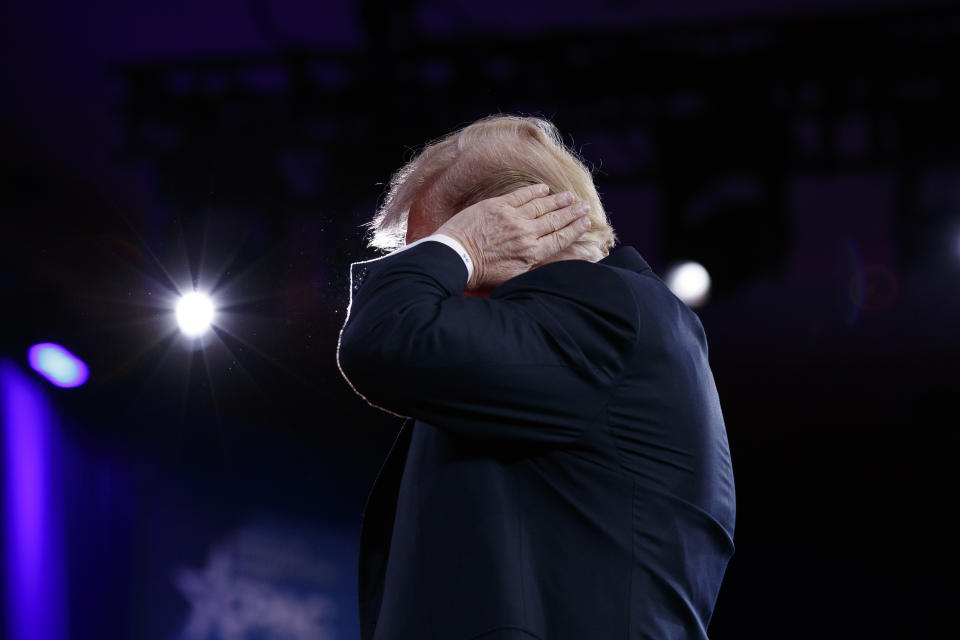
[665,261,712,308]
[176,291,215,337]
[27,343,89,388]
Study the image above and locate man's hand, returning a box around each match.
[435,184,592,291]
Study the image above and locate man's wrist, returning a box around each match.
[422,233,475,286]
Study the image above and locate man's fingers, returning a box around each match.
[518,190,576,220]
[503,183,551,208]
[533,201,589,238]
[534,207,592,262]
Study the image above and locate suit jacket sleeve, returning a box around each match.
[337,240,640,444]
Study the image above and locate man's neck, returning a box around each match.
[462,287,493,298]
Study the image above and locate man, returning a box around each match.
[337,115,735,639]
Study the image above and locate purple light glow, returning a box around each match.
[2,360,67,640]
[27,343,88,388]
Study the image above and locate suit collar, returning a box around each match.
[599,245,653,274]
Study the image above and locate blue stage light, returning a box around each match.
[176,291,215,337]
[27,343,89,388]
[2,360,68,640]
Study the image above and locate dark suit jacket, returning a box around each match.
[337,241,736,640]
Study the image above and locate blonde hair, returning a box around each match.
[361,114,618,260]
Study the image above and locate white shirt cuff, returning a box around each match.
[396,233,474,283]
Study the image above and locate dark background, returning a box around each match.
[1,0,958,638]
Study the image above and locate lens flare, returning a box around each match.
[27,343,89,388]
[665,261,712,308]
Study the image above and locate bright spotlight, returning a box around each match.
[27,342,89,388]
[176,291,215,337]
[665,261,712,308]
